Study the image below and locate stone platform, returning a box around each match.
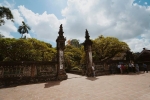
[0,72,150,100]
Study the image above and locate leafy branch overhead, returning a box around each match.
[0,6,14,26]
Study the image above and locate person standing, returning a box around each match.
[124,64,129,74]
[120,64,124,74]
[135,64,139,73]
[117,64,121,74]
[92,65,95,77]
[143,63,148,73]
[131,62,135,73]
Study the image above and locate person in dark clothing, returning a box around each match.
[135,64,139,73]
[143,63,148,73]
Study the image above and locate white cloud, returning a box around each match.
[18,5,62,42]
[0,19,17,38]
[22,33,31,38]
[61,0,150,52]
[0,1,23,38]
[12,9,24,25]
[145,2,147,5]
[124,38,150,52]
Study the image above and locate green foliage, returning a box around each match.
[0,38,56,61]
[0,6,14,26]
[92,36,130,61]
[70,39,80,48]
[64,45,82,71]
[0,38,16,60]
[80,45,86,64]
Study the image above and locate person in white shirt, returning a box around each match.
[118,64,121,68]
[92,66,95,77]
[117,64,121,74]
[131,63,136,73]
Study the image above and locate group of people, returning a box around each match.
[109,63,148,74]
[117,63,138,74]
[82,62,148,77]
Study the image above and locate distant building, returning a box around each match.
[106,50,134,64]
[135,48,150,70]
[136,48,150,63]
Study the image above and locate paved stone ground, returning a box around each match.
[0,72,150,100]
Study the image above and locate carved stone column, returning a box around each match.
[56,24,67,80]
[83,29,93,77]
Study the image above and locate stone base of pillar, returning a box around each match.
[57,69,68,80]
[86,67,93,77]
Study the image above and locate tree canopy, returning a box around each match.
[66,39,80,48]
[64,36,130,71]
[0,6,14,26]
[0,38,56,61]
[70,39,80,48]
[92,35,130,61]
[64,45,82,71]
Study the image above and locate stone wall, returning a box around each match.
[0,61,57,87]
[95,65,110,76]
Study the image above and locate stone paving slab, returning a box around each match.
[0,72,150,100]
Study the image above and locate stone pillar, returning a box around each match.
[56,24,67,80]
[83,29,93,77]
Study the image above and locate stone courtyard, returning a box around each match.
[0,72,150,100]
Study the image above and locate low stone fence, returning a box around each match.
[78,64,110,76]
[67,70,82,75]
[0,61,57,87]
[95,65,110,76]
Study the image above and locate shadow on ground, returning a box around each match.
[86,77,98,81]
[44,81,61,88]
[67,76,83,79]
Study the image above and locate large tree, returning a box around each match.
[66,39,80,48]
[92,36,130,61]
[18,21,31,38]
[70,39,80,48]
[0,6,14,26]
[0,38,56,61]
[64,45,82,71]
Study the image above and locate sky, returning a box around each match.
[0,0,150,52]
